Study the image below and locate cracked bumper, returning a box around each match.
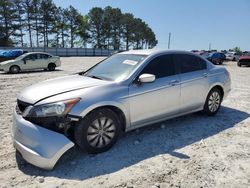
[12,109,74,170]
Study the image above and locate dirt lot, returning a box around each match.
[0,57,249,188]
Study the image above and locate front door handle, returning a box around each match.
[203,73,208,77]
[170,80,179,86]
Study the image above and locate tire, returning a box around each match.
[9,65,20,74]
[203,88,222,116]
[233,57,236,61]
[237,62,242,67]
[74,108,121,154]
[48,63,56,71]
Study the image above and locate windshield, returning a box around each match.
[83,54,147,81]
[15,53,27,60]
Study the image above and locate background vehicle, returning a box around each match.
[238,55,250,67]
[202,52,225,65]
[0,49,25,63]
[12,50,231,169]
[225,52,240,61]
[0,52,61,73]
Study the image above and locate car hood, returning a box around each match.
[17,74,110,104]
[239,56,250,60]
[0,59,15,65]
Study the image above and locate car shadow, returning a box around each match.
[0,69,62,75]
[16,106,249,180]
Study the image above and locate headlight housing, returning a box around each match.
[25,98,80,118]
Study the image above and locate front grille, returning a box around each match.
[17,100,31,113]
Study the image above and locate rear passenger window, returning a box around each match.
[141,55,175,79]
[39,54,50,59]
[174,54,207,73]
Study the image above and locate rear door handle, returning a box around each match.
[170,80,179,86]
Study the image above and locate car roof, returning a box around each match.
[119,49,196,56]
[25,52,52,55]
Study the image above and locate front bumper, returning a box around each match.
[12,108,74,170]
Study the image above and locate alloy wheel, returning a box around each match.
[87,117,116,148]
[208,91,221,112]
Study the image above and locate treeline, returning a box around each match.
[0,0,158,50]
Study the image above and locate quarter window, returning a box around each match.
[141,55,175,79]
[174,54,207,73]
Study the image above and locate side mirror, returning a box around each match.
[138,74,156,83]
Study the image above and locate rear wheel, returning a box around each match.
[203,88,222,116]
[48,63,56,71]
[74,108,121,154]
[237,62,242,67]
[9,65,20,74]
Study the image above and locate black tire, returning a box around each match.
[233,57,236,61]
[237,62,242,67]
[203,87,222,116]
[48,63,56,71]
[74,108,121,154]
[9,65,20,74]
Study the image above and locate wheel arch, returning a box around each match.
[9,64,21,72]
[79,102,129,132]
[208,84,224,99]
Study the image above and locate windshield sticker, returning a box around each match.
[122,60,138,66]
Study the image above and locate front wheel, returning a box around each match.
[74,108,121,154]
[203,88,222,116]
[9,65,20,74]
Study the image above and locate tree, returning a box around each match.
[232,47,241,54]
[40,0,57,47]
[23,0,33,47]
[31,0,42,47]
[77,15,90,48]
[0,0,20,46]
[13,0,25,47]
[0,3,158,49]
[88,7,104,48]
[121,13,135,50]
[64,6,82,48]
[105,7,123,50]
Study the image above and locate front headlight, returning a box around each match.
[26,98,80,118]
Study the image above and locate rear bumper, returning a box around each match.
[12,108,74,170]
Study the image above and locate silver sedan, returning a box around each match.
[12,50,231,169]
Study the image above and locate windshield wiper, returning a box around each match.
[87,75,104,80]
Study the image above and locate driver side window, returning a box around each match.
[141,54,175,79]
[25,54,38,60]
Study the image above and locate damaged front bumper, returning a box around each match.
[12,108,74,170]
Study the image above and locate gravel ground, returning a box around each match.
[0,57,249,188]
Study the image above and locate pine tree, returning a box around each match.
[0,0,20,46]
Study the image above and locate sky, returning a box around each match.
[54,0,250,51]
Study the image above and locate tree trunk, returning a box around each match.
[27,12,32,47]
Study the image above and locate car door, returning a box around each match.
[38,53,51,68]
[173,53,209,113]
[128,54,181,127]
[22,54,39,70]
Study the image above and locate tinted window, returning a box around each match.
[141,55,175,79]
[174,54,206,73]
[39,54,50,59]
[25,54,38,60]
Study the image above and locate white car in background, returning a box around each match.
[0,52,61,73]
[225,52,240,61]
